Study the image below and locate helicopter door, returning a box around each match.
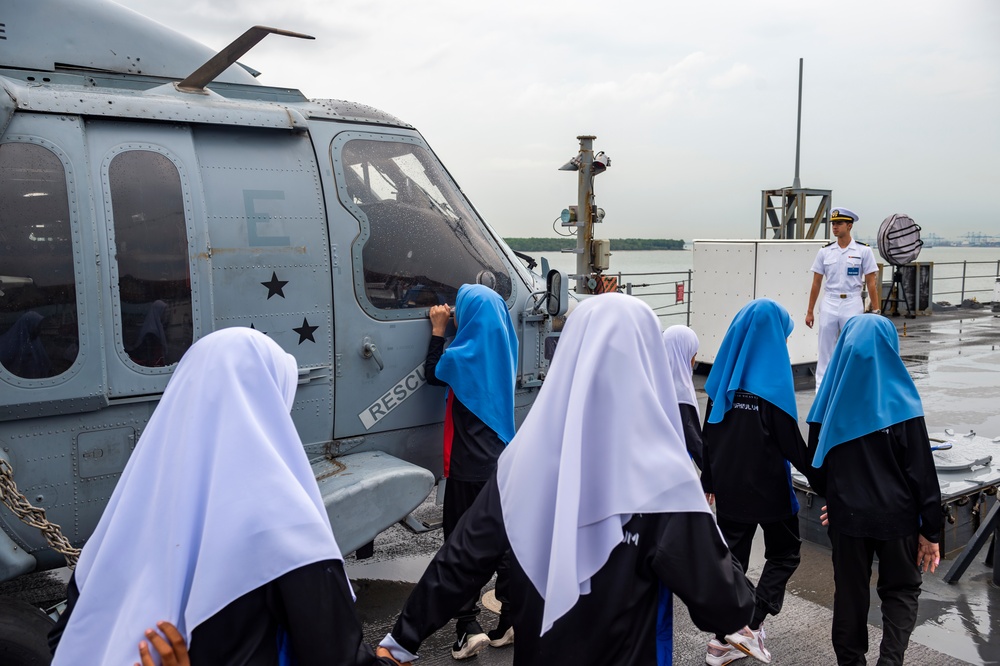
[85,121,208,398]
[326,131,517,439]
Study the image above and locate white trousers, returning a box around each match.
[816,293,863,390]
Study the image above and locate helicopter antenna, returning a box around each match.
[176,26,314,93]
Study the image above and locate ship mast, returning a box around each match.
[558,135,611,294]
[760,58,832,240]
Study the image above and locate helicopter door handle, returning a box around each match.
[361,336,384,371]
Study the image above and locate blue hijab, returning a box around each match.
[705,299,797,424]
[435,284,518,443]
[807,314,923,467]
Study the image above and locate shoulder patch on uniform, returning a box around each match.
[824,240,836,247]
[857,241,870,246]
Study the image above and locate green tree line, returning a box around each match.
[504,238,685,251]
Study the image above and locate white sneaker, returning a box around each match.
[451,621,489,660]
[487,625,514,647]
[706,637,748,665]
[725,625,771,664]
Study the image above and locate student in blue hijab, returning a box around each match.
[806,314,941,666]
[700,298,811,665]
[424,283,518,659]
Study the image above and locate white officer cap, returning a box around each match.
[831,207,859,223]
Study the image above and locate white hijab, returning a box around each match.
[53,328,345,665]
[662,325,700,413]
[496,293,711,636]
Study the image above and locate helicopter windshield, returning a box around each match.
[337,137,512,311]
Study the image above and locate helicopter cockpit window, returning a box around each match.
[338,138,511,310]
[0,143,79,380]
[108,151,193,367]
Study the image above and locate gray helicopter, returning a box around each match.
[0,0,586,659]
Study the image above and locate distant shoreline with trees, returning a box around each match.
[504,238,685,251]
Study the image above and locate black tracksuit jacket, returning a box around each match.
[390,475,755,665]
[701,391,810,524]
[806,416,942,542]
[50,560,396,666]
[679,403,705,470]
[426,335,505,482]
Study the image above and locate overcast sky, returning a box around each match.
[117,0,1000,241]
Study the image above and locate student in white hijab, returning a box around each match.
[48,327,404,666]
[379,293,754,666]
[662,325,703,469]
[657,325,704,665]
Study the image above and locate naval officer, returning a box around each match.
[805,208,879,390]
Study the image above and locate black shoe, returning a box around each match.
[452,620,488,660]
[487,614,514,648]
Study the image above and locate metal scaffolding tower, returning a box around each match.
[760,59,832,240]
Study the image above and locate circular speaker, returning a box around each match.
[877,214,922,266]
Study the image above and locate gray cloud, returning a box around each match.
[113,0,1000,240]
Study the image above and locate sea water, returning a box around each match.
[530,245,1000,324]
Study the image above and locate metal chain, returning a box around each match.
[0,459,80,567]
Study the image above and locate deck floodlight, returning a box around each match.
[592,151,611,175]
[878,214,923,318]
[878,214,923,266]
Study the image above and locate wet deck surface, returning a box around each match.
[347,310,1000,665]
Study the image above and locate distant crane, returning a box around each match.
[963,232,1000,246]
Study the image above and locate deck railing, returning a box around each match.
[930,260,1000,304]
[608,259,1000,326]
[613,269,694,325]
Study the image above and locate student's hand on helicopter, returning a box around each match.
[429,305,452,337]
[136,621,189,666]
[917,535,940,573]
[820,505,828,526]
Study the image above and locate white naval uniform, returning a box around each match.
[811,239,878,389]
